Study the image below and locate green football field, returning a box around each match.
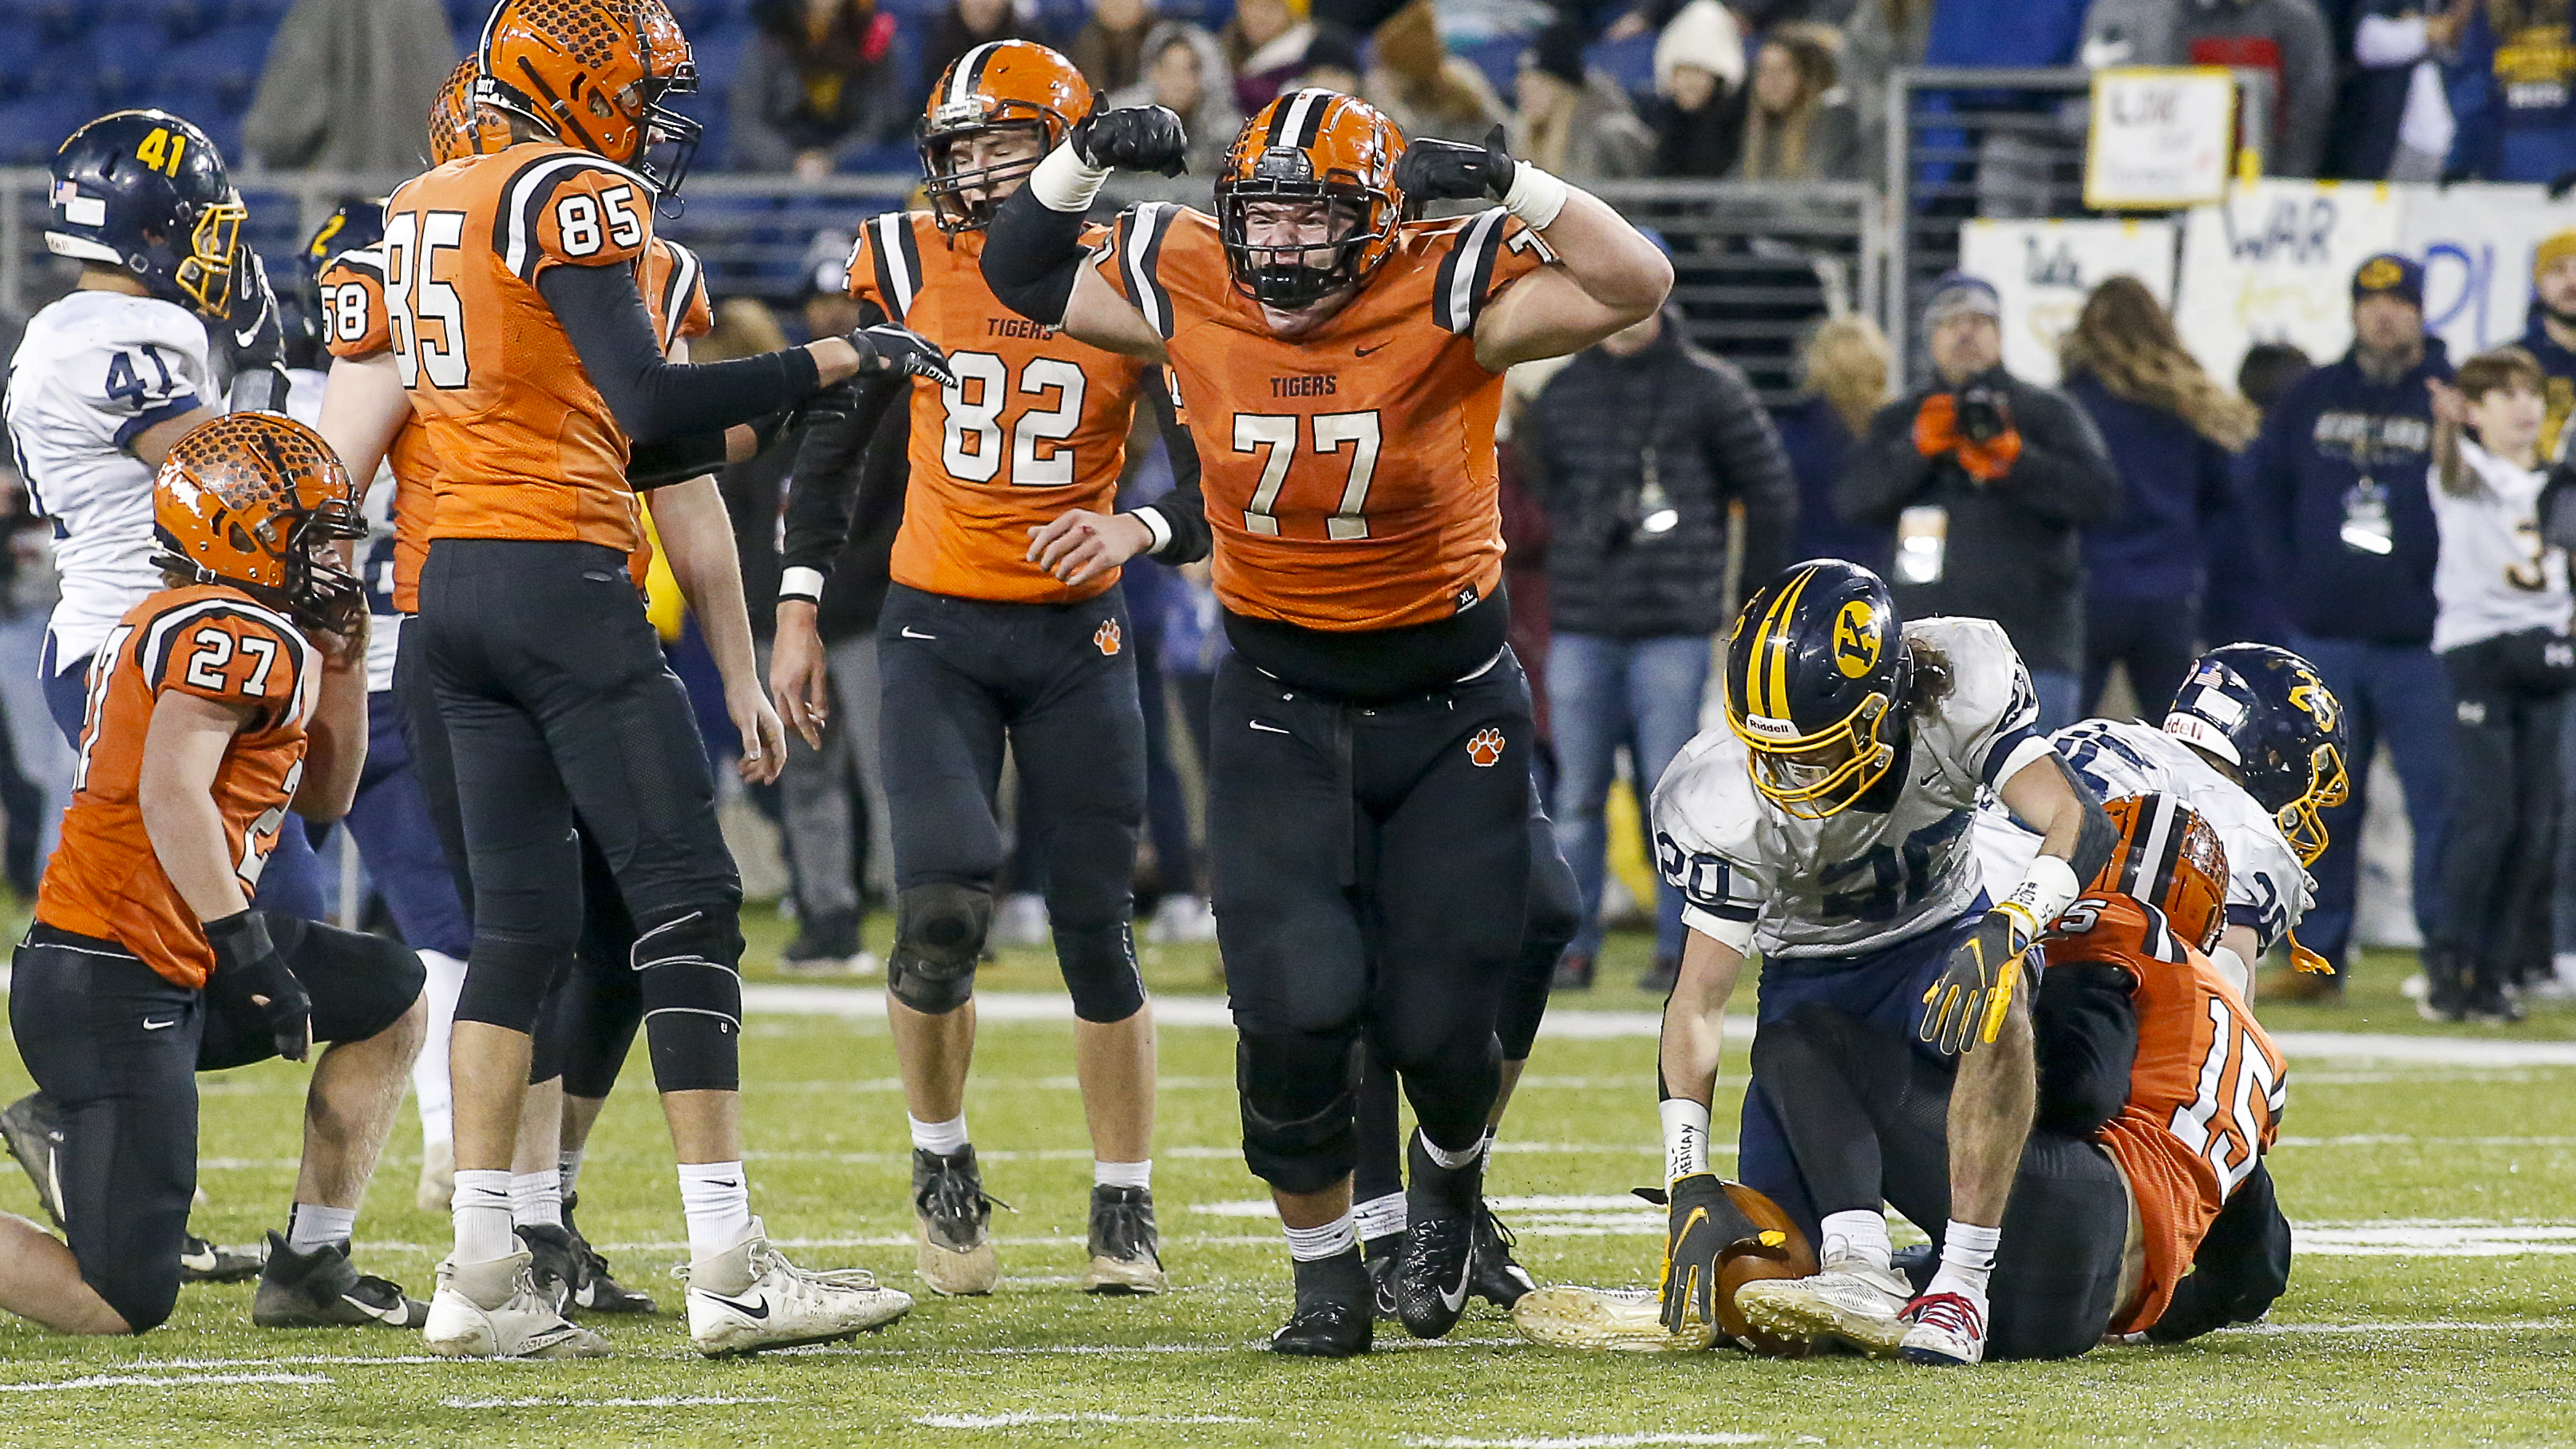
[0,914,2570,1447]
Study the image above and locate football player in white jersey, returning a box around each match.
[1648,560,2115,1366]
[1975,643,2351,998]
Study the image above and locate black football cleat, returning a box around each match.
[1469,1203,1536,1309]
[0,1092,67,1229]
[517,1224,579,1313]
[1079,1184,1168,1294]
[252,1233,429,1328]
[1271,1249,1372,1358]
[180,1233,266,1283]
[1395,1213,1477,1339]
[562,1192,657,1314]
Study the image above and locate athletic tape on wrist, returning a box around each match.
[778,566,826,604]
[1502,162,1570,231]
[1660,1098,1711,1182]
[2002,853,2082,940]
[1030,144,1110,213]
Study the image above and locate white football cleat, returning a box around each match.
[685,1218,913,1358]
[1146,893,1218,944]
[421,1251,607,1360]
[1733,1257,1915,1358]
[1511,1285,1715,1352]
[1900,1290,1989,1366]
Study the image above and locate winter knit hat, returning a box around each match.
[1653,0,1746,94]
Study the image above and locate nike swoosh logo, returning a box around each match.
[900,626,936,640]
[698,1289,770,1320]
[1439,1253,1472,1314]
[143,1017,179,1031]
[1248,721,1290,734]
[1355,342,1388,356]
[342,1293,409,1323]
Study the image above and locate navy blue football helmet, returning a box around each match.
[46,109,246,318]
[2163,643,2350,865]
[281,197,386,371]
[1723,559,1913,818]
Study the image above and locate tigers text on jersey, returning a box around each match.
[1095,204,1547,632]
[1650,617,2052,959]
[322,232,710,612]
[3,289,216,672]
[849,212,1149,604]
[380,141,667,553]
[1973,716,2313,952]
[36,584,319,989]
[2428,439,2573,654]
[2042,892,2286,1335]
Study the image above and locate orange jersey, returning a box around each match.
[847,212,1150,604]
[323,233,710,608]
[36,586,319,989]
[1096,204,1550,631]
[382,141,663,553]
[2044,892,2288,1335]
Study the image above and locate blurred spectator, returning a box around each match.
[1648,0,1748,178]
[2058,276,2261,718]
[2238,340,2316,412]
[1518,305,1796,992]
[1365,0,1511,144]
[1842,0,1934,180]
[242,0,456,171]
[2076,0,2336,176]
[2443,1,2576,183]
[1072,0,1157,95]
[2519,228,2576,460]
[731,0,903,177]
[2328,0,2468,180]
[2420,346,2569,1021]
[1518,22,1655,182]
[1731,22,1862,181]
[1109,22,1242,175]
[2204,340,2313,647]
[1838,271,2120,730]
[1225,0,1319,114]
[923,0,1032,111]
[2239,253,2454,988]
[1778,313,1897,572]
[1292,22,1367,92]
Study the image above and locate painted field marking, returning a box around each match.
[0,1371,326,1392]
[2218,1318,2571,1336]
[443,1395,783,1409]
[1406,1435,1767,1447]
[916,1412,1260,1428]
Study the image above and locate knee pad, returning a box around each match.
[1237,1034,1362,1195]
[633,908,744,1094]
[453,935,568,1035]
[888,882,991,1015]
[1055,921,1145,1023]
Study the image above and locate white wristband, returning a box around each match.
[2002,853,2083,937]
[778,566,826,604]
[1660,1098,1711,1183]
[1028,143,1110,214]
[1130,506,1173,556]
[1501,161,1570,231]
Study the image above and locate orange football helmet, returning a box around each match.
[429,56,514,164]
[477,0,701,192]
[920,39,1094,232]
[153,414,367,634]
[2089,792,2232,954]
[1216,89,1407,307]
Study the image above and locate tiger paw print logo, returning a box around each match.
[1466,726,1507,768]
[1094,619,1122,656]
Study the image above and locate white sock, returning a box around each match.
[678,1161,755,1260]
[909,1113,970,1156]
[1283,1212,1358,1261]
[2556,952,2576,986]
[451,1169,516,1264]
[410,949,466,1143]
[287,1202,357,1255]
[1929,1219,2002,1301]
[509,1170,564,1230]
[1820,1209,1893,1273]
[557,1150,584,1197]
[1093,1158,1151,1190]
[1352,1191,1409,1242]
[1419,1131,1486,1170]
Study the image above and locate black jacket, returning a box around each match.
[1518,319,1796,639]
[1837,366,2120,675]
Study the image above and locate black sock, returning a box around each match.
[1291,1248,1368,1308]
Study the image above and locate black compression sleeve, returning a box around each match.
[627,429,730,490]
[2057,752,2119,883]
[778,298,904,593]
[1130,370,1209,564]
[2029,962,2139,1136]
[538,263,822,445]
[981,186,1091,325]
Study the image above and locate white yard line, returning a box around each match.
[1407,1436,1767,1447]
[0,1371,326,1392]
[445,1395,783,1409]
[916,1412,1261,1428]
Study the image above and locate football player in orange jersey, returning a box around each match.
[982,93,1671,1354]
[358,0,939,1359]
[770,39,1209,1300]
[0,414,434,1337]
[1731,794,2291,1360]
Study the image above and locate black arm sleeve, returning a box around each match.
[2147,1161,2294,1343]
[2029,961,2139,1136]
[777,298,906,593]
[980,185,1093,325]
[537,262,822,445]
[1130,370,1210,564]
[627,429,732,490]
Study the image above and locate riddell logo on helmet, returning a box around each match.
[1742,715,1800,742]
[1094,620,1122,656]
[1466,727,1506,767]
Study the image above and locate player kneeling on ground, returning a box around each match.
[0,414,429,1336]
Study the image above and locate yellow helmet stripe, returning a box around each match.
[1755,567,1814,721]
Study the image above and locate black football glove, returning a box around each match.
[204,909,311,1063]
[847,323,956,388]
[218,249,290,413]
[1920,906,2036,1056]
[1655,1172,1760,1336]
[1391,123,1519,204]
[1070,105,1189,176]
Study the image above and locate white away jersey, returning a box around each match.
[1651,616,2053,959]
[1973,716,2313,952]
[2427,441,2571,654]
[4,291,214,672]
